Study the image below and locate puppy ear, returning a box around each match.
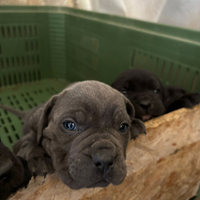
[125,97,146,139]
[111,79,129,91]
[29,95,58,145]
[131,119,146,139]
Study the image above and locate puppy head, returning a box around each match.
[112,69,165,121]
[30,81,145,189]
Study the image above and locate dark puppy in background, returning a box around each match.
[0,140,31,200]
[112,69,165,121]
[163,85,186,109]
[166,92,200,113]
[0,81,146,189]
[112,68,200,121]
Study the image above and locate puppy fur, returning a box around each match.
[112,69,165,121]
[0,140,31,200]
[0,80,146,189]
[163,85,186,109]
[166,92,200,113]
[112,68,200,121]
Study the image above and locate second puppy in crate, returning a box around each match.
[112,68,200,121]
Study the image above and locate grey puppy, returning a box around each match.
[0,81,146,189]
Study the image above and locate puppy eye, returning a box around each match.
[154,89,160,94]
[63,121,77,131]
[119,123,129,132]
[120,89,127,95]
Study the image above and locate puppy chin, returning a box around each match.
[86,170,126,188]
[134,102,165,121]
[141,115,152,121]
[58,170,105,189]
[57,156,127,189]
[57,160,103,189]
[86,179,110,188]
[57,169,86,189]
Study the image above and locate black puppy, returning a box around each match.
[0,140,31,200]
[0,81,146,189]
[112,69,165,121]
[163,85,186,109]
[166,92,200,113]
[112,68,200,120]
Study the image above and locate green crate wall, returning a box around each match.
[0,6,200,150]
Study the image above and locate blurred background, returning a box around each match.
[0,0,199,30]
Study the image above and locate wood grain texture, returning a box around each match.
[9,105,200,200]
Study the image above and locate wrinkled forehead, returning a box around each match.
[129,72,161,88]
[52,81,128,117]
[68,81,125,101]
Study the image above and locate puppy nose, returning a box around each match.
[91,141,116,174]
[140,99,151,109]
[93,152,114,173]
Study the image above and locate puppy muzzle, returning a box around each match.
[62,139,127,189]
[91,140,116,175]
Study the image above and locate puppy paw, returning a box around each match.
[27,147,54,178]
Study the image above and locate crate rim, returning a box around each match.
[0,5,199,44]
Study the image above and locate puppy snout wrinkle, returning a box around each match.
[91,141,116,174]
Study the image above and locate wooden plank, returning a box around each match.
[9,105,200,200]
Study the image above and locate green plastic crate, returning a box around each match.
[0,6,200,151]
